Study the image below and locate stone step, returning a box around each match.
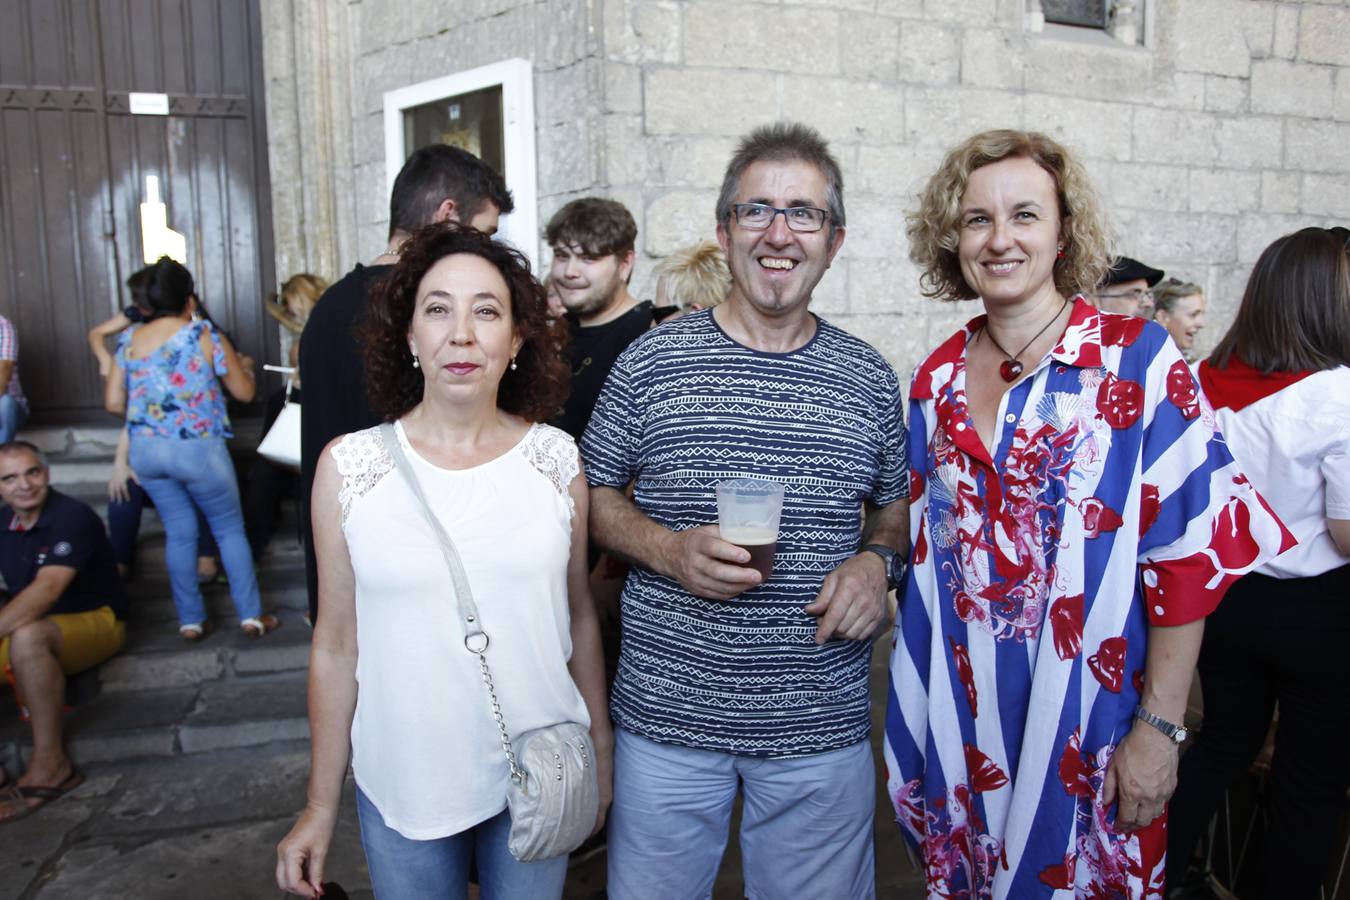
[99,612,312,692]
[59,480,303,530]
[126,530,305,574]
[0,669,310,769]
[18,423,123,456]
[124,580,309,626]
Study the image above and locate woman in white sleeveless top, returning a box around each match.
[276,225,612,898]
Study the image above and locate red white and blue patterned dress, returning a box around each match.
[883,297,1293,899]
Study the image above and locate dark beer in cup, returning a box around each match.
[722,527,777,580]
[716,477,785,586]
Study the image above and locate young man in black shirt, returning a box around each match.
[547,198,655,440]
[298,145,512,623]
[0,441,127,821]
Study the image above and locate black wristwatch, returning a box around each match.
[860,543,905,591]
[1133,705,1188,745]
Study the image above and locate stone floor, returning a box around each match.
[1,635,926,900]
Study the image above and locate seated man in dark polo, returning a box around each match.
[0,440,126,821]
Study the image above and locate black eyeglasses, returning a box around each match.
[731,203,830,233]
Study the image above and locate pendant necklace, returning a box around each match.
[982,297,1069,383]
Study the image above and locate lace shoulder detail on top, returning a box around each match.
[521,424,580,519]
[332,426,393,525]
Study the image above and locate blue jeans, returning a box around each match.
[107,478,216,567]
[128,435,260,626]
[0,394,27,443]
[607,730,877,900]
[356,787,567,899]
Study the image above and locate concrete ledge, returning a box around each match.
[98,649,225,692]
[69,729,178,764]
[179,717,309,753]
[231,642,310,675]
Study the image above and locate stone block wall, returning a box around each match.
[262,0,1350,380]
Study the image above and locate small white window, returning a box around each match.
[1026,0,1147,46]
[383,59,539,267]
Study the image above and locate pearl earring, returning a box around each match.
[411,354,420,369]
[510,356,518,371]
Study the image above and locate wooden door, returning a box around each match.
[0,0,274,417]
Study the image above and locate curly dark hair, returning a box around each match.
[359,224,570,423]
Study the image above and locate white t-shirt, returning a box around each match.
[1200,366,1350,579]
[332,420,590,839]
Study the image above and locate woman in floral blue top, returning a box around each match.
[105,257,277,640]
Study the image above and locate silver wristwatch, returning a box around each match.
[1133,705,1188,744]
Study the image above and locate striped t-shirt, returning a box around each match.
[582,309,907,757]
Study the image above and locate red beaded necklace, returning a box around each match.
[980,298,1069,383]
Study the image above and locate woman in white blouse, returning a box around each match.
[1166,227,1350,897]
[276,224,612,898]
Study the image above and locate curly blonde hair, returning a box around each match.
[907,129,1110,302]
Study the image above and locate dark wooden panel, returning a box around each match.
[126,0,161,91]
[0,109,43,326]
[183,115,222,317]
[223,115,261,350]
[68,1,100,87]
[217,0,247,96]
[95,0,133,91]
[0,107,60,405]
[189,0,221,95]
[31,109,80,406]
[28,1,66,86]
[158,0,190,95]
[70,108,118,379]
[0,2,31,85]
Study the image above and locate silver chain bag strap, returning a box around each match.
[380,423,599,862]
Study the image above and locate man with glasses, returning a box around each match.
[583,122,907,900]
[1092,255,1165,317]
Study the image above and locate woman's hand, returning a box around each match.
[107,461,137,503]
[1102,721,1179,831]
[275,804,339,898]
[591,729,614,837]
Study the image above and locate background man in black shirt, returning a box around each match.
[0,441,127,821]
[547,198,654,440]
[298,145,512,623]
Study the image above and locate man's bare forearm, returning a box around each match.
[861,498,909,558]
[0,570,71,638]
[589,485,675,576]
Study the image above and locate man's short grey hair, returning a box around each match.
[715,122,846,233]
[0,440,47,469]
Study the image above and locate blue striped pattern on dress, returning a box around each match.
[583,310,906,757]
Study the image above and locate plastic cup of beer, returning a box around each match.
[716,477,785,581]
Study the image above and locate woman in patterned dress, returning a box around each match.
[275,225,612,899]
[883,130,1292,898]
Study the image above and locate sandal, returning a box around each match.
[0,769,83,824]
[179,621,213,642]
[240,614,280,638]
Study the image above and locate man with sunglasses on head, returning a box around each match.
[582,122,907,900]
[1092,255,1166,317]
